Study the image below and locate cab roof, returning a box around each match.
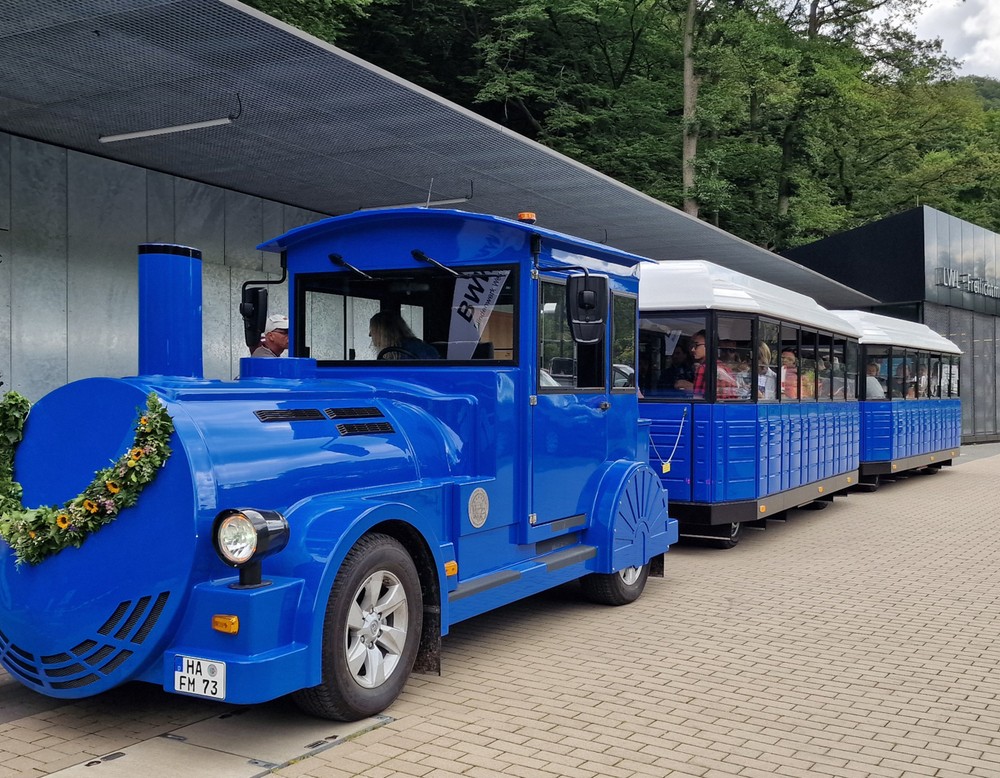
[259,207,654,272]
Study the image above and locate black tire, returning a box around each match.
[799,500,830,511]
[709,521,744,550]
[293,533,423,721]
[580,563,650,605]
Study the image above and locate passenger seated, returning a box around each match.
[369,311,440,360]
[865,362,886,399]
[780,349,799,399]
[659,341,693,392]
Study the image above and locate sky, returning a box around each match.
[914,0,1000,79]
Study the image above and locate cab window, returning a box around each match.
[297,266,517,364]
[538,279,605,391]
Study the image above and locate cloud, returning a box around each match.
[916,0,1000,78]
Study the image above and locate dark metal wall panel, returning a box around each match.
[202,261,233,380]
[11,136,67,400]
[261,200,284,275]
[146,170,175,243]
[2,131,320,391]
[783,208,924,303]
[67,151,145,383]
[950,307,974,437]
[224,190,263,271]
[973,313,996,435]
[174,178,225,264]
[0,133,9,391]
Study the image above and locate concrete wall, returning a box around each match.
[0,132,325,401]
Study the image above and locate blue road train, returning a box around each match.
[0,208,676,721]
[0,208,962,721]
[637,260,962,547]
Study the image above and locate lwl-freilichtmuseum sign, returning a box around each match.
[936,267,1000,299]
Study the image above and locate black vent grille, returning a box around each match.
[337,421,395,436]
[326,407,384,419]
[0,592,170,693]
[254,409,325,422]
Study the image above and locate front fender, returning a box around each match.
[280,487,449,687]
[585,461,676,573]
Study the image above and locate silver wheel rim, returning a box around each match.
[618,566,642,586]
[729,522,740,540]
[344,569,409,689]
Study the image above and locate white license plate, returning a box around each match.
[173,655,226,699]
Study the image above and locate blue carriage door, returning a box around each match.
[531,278,610,526]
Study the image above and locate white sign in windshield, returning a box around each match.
[448,271,509,359]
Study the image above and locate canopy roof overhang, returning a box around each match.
[0,0,876,309]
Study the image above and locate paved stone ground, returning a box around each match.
[3,445,1000,778]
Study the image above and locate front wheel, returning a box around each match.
[580,562,651,605]
[294,533,423,721]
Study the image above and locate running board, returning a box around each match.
[861,447,959,477]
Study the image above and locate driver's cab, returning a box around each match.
[246,208,671,621]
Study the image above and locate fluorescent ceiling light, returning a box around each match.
[99,116,232,143]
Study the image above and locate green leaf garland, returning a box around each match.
[0,391,174,566]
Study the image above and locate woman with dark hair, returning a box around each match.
[368,311,440,360]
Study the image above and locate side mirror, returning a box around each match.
[566,273,607,344]
[239,286,268,351]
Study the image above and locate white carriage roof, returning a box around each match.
[831,310,962,354]
[640,260,863,337]
[0,0,876,309]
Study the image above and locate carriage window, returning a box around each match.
[799,330,819,401]
[913,352,930,398]
[637,313,708,399]
[890,348,912,399]
[817,332,834,401]
[780,324,800,401]
[944,356,960,397]
[929,353,942,398]
[757,320,780,401]
[298,266,516,364]
[865,347,889,399]
[611,295,637,392]
[844,339,859,401]
[716,316,752,402]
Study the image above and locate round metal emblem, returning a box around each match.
[468,488,490,529]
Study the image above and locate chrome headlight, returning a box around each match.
[212,508,289,587]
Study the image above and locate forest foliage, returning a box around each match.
[247,0,1000,251]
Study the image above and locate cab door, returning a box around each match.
[531,277,610,527]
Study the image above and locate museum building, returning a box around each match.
[785,206,1000,442]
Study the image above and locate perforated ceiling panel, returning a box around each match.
[0,0,876,307]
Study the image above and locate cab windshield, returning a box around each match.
[295,266,517,364]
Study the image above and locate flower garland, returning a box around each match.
[0,391,174,566]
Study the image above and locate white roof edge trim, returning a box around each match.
[830,310,963,354]
[639,260,863,337]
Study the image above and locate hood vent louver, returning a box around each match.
[326,407,384,419]
[255,409,325,422]
[337,421,395,436]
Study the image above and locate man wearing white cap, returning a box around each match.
[252,314,289,358]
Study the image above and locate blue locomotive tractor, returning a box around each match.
[0,208,676,721]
